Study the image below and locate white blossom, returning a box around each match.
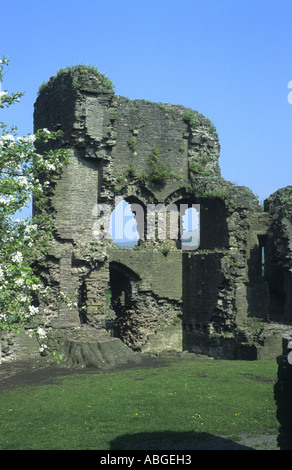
[31,283,42,291]
[0,196,11,206]
[11,251,23,263]
[24,224,37,233]
[28,305,39,315]
[39,344,48,353]
[46,163,56,171]
[17,136,28,143]
[37,327,47,339]
[0,134,15,145]
[18,176,28,187]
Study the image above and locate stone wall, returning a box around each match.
[275,335,292,449]
[108,250,182,350]
[265,187,292,324]
[2,65,292,362]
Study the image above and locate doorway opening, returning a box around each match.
[109,261,141,346]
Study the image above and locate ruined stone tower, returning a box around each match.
[6,64,292,364]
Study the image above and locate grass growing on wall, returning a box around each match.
[0,357,278,450]
[38,64,115,95]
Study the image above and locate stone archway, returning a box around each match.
[109,260,183,352]
[109,196,147,248]
[109,262,142,349]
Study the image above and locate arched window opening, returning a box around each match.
[171,198,200,250]
[180,206,200,250]
[109,199,140,248]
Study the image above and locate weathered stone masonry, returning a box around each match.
[2,65,292,364]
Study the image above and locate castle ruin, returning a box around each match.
[2,66,292,365]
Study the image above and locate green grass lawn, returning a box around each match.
[0,356,279,450]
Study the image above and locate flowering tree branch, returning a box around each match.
[0,57,69,355]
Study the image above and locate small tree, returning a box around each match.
[0,57,69,359]
[147,145,171,184]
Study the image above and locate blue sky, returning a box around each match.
[1,0,292,206]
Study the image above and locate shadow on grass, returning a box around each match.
[109,431,253,450]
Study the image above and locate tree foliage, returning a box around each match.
[0,56,69,345]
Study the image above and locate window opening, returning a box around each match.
[180,206,200,250]
[109,199,139,248]
[258,235,266,277]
